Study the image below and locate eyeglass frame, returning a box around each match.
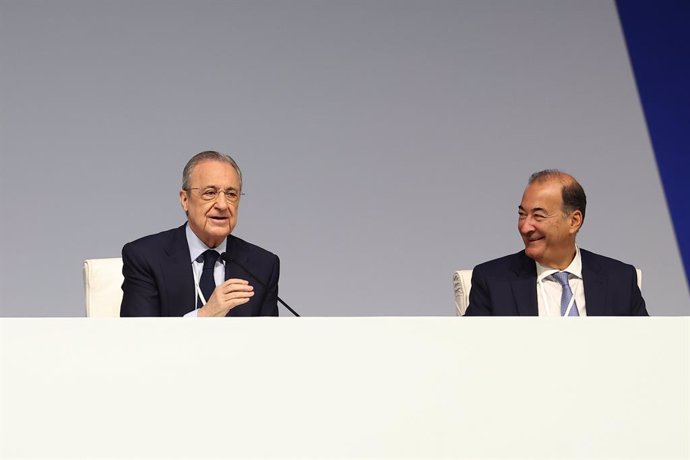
[184,186,245,204]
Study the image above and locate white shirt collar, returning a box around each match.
[536,245,583,282]
[185,223,227,263]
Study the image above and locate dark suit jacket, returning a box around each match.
[464,249,648,316]
[120,224,279,317]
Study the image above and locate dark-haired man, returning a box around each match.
[120,151,279,317]
[464,170,648,316]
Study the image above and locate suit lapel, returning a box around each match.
[581,250,608,316]
[162,224,196,314]
[512,252,538,316]
[223,235,253,316]
[223,235,247,281]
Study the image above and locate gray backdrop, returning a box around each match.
[1,0,688,316]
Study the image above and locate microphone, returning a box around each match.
[220,252,300,317]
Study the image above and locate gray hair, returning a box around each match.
[182,151,243,191]
[528,169,587,223]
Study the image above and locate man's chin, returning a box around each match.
[200,225,234,245]
[209,227,233,239]
[207,219,234,233]
[524,246,543,262]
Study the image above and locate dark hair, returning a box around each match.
[182,151,242,191]
[528,169,586,223]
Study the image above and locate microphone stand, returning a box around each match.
[221,253,300,317]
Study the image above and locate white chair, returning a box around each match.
[453,268,642,316]
[453,270,473,316]
[83,258,124,317]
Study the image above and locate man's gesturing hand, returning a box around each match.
[198,278,254,317]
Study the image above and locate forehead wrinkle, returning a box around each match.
[200,185,239,190]
[190,162,241,189]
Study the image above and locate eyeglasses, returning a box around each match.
[187,187,244,204]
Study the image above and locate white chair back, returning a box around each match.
[453,270,473,316]
[83,258,123,317]
[453,268,642,316]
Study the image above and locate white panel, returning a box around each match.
[1,318,688,458]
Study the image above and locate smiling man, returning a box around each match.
[120,151,279,317]
[464,170,648,316]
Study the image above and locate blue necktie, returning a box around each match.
[198,250,219,308]
[552,271,579,316]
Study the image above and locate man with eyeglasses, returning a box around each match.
[464,169,648,316]
[120,151,279,317]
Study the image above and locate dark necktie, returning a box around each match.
[198,250,219,308]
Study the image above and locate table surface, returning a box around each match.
[1,317,689,459]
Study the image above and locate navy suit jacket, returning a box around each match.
[464,249,648,316]
[120,224,279,317]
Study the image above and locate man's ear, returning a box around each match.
[569,210,583,234]
[179,190,189,215]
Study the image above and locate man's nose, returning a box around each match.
[519,217,534,234]
[213,193,229,209]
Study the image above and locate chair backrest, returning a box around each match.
[453,270,473,316]
[83,258,123,317]
[453,268,642,316]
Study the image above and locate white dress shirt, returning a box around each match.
[536,246,587,317]
[183,224,227,317]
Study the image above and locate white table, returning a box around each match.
[1,317,688,459]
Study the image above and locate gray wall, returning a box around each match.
[1,0,688,316]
